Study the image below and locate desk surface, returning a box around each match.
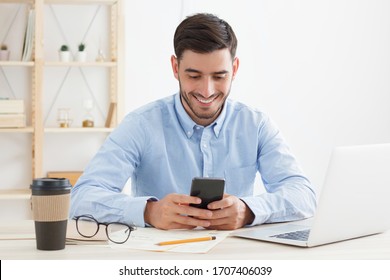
[1,220,390,260]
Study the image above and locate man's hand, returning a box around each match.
[144,193,214,230]
[205,194,255,230]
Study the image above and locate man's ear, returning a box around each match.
[232,57,239,80]
[171,55,179,80]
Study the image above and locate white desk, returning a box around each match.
[1,220,390,260]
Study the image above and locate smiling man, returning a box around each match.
[70,13,316,230]
[173,49,237,126]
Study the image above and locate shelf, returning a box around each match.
[45,0,119,4]
[0,0,33,4]
[0,189,30,200]
[44,127,114,133]
[45,61,116,67]
[0,0,123,194]
[0,61,34,67]
[0,127,113,133]
[0,127,34,133]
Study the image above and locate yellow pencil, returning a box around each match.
[156,236,216,246]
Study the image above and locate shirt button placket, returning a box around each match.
[200,128,213,177]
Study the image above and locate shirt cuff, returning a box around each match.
[240,196,267,226]
[122,196,157,227]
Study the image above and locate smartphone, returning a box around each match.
[190,177,225,209]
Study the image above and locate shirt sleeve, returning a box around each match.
[69,113,156,227]
[241,115,317,226]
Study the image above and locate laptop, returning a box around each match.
[233,143,390,247]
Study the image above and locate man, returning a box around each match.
[70,13,316,230]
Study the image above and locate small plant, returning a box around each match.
[59,44,71,62]
[0,44,10,61]
[60,45,69,52]
[78,43,86,52]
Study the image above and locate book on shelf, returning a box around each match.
[105,102,117,128]
[21,8,35,62]
[0,114,26,128]
[0,99,25,114]
[47,171,83,187]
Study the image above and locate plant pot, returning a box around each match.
[76,51,87,62]
[0,50,10,61]
[59,51,71,62]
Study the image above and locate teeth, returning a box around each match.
[196,96,215,104]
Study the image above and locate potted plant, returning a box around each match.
[76,43,87,62]
[59,44,71,62]
[0,44,10,61]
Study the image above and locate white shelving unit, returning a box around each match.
[0,0,124,203]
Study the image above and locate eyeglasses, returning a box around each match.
[74,215,136,244]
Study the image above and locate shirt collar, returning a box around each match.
[174,93,226,138]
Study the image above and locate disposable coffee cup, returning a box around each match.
[30,178,72,250]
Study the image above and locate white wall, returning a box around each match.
[125,0,390,191]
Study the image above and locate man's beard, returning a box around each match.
[178,81,230,123]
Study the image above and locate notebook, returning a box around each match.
[233,143,390,247]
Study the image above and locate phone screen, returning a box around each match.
[190,177,225,209]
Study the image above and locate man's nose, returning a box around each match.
[199,77,215,98]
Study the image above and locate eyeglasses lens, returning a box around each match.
[77,216,99,237]
[107,223,131,244]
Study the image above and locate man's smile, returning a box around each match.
[194,94,219,105]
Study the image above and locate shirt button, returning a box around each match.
[203,144,207,148]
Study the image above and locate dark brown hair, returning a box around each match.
[173,13,238,61]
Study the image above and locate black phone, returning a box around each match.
[189,177,225,209]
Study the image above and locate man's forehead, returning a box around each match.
[178,49,233,73]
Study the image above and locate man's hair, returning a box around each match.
[173,13,238,61]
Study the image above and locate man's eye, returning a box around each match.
[189,75,200,79]
[214,76,225,80]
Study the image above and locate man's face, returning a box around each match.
[171,49,239,126]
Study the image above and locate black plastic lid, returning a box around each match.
[30,177,72,190]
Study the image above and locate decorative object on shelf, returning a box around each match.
[57,108,72,128]
[0,114,25,128]
[0,44,10,61]
[21,8,35,62]
[0,99,24,114]
[47,171,83,187]
[96,37,105,62]
[76,43,87,62]
[96,48,105,62]
[105,102,116,128]
[59,44,71,62]
[0,99,26,128]
[82,99,94,127]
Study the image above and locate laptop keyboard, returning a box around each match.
[270,229,310,241]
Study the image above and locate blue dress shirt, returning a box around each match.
[70,93,317,227]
